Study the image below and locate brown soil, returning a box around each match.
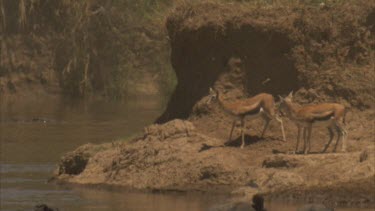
[55,117,375,208]
[55,1,375,209]
[156,0,375,123]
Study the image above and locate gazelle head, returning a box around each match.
[278,91,294,116]
[206,87,218,104]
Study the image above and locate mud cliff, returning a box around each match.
[157,0,375,122]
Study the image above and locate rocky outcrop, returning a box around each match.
[57,143,112,175]
[33,204,59,211]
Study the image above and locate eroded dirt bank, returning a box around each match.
[55,119,375,208]
[55,1,375,209]
[157,0,375,122]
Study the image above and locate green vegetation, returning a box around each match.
[1,0,176,99]
[0,0,368,100]
[52,0,176,99]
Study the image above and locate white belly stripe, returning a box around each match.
[296,117,335,128]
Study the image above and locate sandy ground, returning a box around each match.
[54,115,375,208]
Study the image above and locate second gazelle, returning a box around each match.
[278,92,348,154]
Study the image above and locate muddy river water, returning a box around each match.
[0,96,372,211]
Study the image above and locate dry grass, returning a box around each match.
[0,0,175,99]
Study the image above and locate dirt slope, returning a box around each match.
[55,119,375,208]
[157,0,375,123]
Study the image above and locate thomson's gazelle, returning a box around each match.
[279,92,347,154]
[207,87,286,149]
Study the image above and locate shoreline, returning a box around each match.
[53,119,375,209]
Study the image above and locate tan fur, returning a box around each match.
[279,92,347,154]
[218,93,274,117]
[208,88,286,148]
[299,104,345,121]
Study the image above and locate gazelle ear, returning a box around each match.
[278,95,284,101]
[288,91,294,98]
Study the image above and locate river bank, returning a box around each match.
[53,1,375,210]
[54,117,375,209]
[0,96,179,211]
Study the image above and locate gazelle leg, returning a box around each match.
[260,117,270,139]
[333,124,342,153]
[334,123,347,152]
[295,126,301,153]
[307,126,313,153]
[304,126,312,154]
[302,127,307,153]
[240,118,245,149]
[275,115,286,142]
[322,127,334,153]
[341,127,348,152]
[228,120,236,142]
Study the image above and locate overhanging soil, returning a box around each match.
[157,0,375,123]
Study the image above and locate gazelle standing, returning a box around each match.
[207,87,286,149]
[278,92,348,154]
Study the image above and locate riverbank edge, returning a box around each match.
[52,119,375,209]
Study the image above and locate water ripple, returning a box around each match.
[0,164,55,174]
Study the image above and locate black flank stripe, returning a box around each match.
[244,106,261,116]
[313,113,334,122]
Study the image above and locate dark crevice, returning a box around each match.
[157,25,299,123]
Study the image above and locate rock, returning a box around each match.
[231,186,259,200]
[209,202,254,211]
[359,145,375,162]
[209,194,266,211]
[262,155,300,168]
[58,152,88,175]
[57,143,109,175]
[251,194,266,211]
[257,171,304,192]
[297,204,333,211]
[33,204,58,211]
[359,150,368,162]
